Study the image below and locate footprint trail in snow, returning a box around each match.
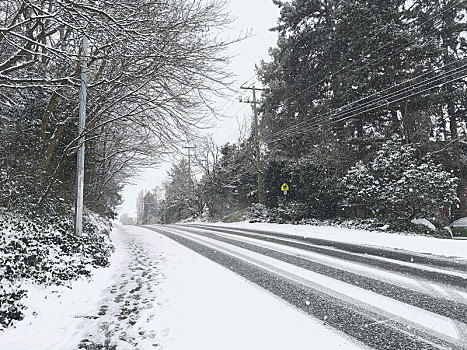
[77,233,164,350]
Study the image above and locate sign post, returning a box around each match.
[281,183,289,197]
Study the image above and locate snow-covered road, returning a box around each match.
[1,223,466,349]
[148,224,467,350]
[1,224,368,350]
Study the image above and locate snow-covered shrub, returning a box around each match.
[273,200,307,223]
[0,208,114,329]
[249,201,308,224]
[342,142,458,225]
[0,280,26,328]
[248,203,271,222]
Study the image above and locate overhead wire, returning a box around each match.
[266,74,467,145]
[262,61,467,143]
[276,0,465,108]
[241,74,258,88]
[260,0,467,144]
[263,58,467,143]
[266,70,467,145]
[309,82,466,143]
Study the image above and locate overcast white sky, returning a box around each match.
[118,0,280,217]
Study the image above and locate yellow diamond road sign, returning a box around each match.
[281,183,289,192]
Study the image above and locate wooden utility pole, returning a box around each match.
[183,145,196,180]
[402,99,410,145]
[240,85,265,204]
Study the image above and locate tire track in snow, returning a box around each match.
[186,224,467,288]
[147,225,467,350]
[174,225,467,322]
[190,224,467,271]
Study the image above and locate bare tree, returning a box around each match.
[0,0,242,208]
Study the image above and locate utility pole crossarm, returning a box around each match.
[240,86,266,91]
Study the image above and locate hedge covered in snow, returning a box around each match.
[0,208,114,329]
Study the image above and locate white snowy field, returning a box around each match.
[210,221,467,259]
[0,224,364,350]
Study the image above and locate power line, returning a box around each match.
[275,0,465,108]
[255,0,464,132]
[241,75,258,88]
[311,83,466,142]
[266,69,467,145]
[263,58,467,143]
[260,0,467,143]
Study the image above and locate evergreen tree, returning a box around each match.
[342,141,458,222]
[258,0,414,158]
[142,191,161,224]
[255,0,467,221]
[198,139,257,220]
[164,159,203,223]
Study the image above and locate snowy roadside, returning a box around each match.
[0,224,364,350]
[207,221,467,260]
[0,223,131,349]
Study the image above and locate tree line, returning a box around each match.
[0,0,236,218]
[144,0,466,231]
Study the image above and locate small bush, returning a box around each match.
[248,203,267,222]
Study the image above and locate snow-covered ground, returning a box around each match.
[0,224,364,350]
[2,222,465,349]
[212,221,467,259]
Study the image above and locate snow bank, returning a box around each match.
[411,218,436,231]
[451,217,467,226]
[0,226,127,349]
[212,221,467,259]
